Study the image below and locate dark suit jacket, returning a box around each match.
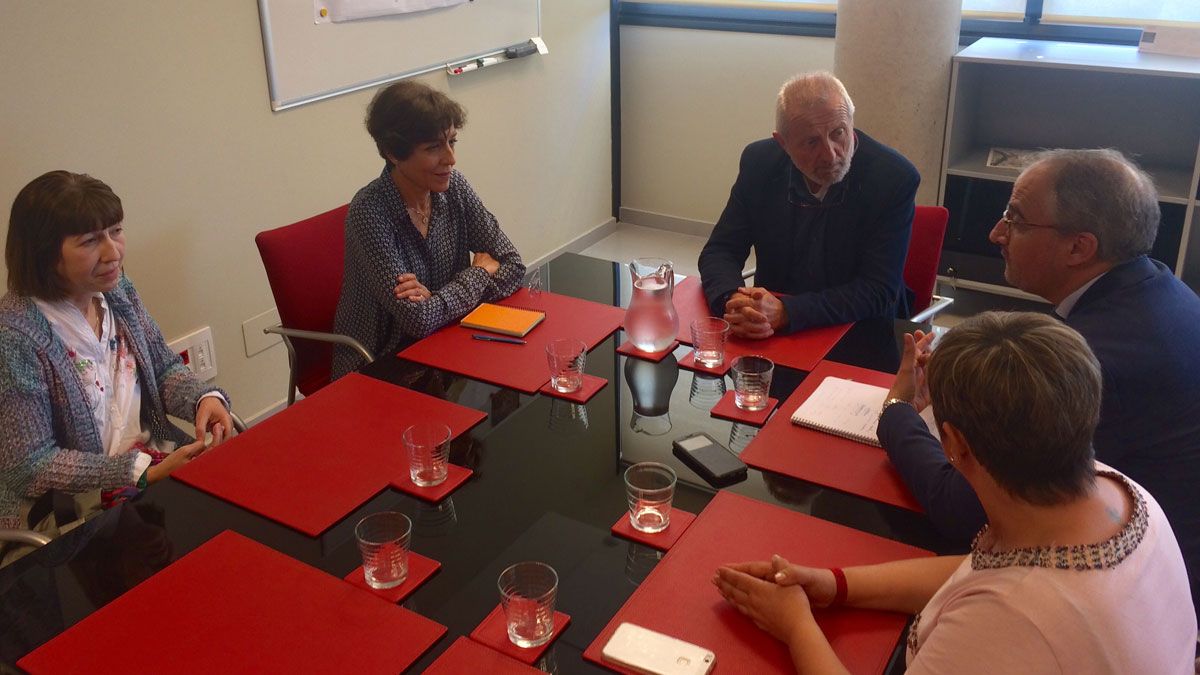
[698,131,919,332]
[881,256,1200,619]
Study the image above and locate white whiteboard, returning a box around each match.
[258,0,541,111]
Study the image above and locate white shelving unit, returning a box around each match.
[937,37,1200,296]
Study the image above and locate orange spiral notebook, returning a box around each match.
[459,302,546,337]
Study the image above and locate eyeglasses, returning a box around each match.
[998,207,1060,234]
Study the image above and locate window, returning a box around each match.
[1043,0,1200,25]
[962,0,1025,18]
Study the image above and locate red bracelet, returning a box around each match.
[830,567,848,606]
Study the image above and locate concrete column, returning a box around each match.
[834,0,962,205]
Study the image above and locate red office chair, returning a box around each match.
[255,204,372,406]
[905,205,953,323]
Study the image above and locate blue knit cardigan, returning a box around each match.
[0,275,227,528]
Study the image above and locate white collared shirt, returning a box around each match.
[1054,272,1107,319]
[35,293,150,479]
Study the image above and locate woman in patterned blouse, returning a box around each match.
[713,312,1195,674]
[0,171,232,549]
[331,80,525,378]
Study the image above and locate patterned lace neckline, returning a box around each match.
[969,470,1147,572]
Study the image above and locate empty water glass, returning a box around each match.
[355,511,412,589]
[624,462,677,533]
[498,561,559,648]
[690,317,730,368]
[546,338,587,393]
[403,422,451,487]
[731,355,774,411]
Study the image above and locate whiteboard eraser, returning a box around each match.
[504,42,538,59]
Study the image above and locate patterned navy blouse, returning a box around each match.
[332,166,525,378]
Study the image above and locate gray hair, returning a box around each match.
[1029,148,1159,263]
[775,71,855,136]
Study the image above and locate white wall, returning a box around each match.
[619,26,835,229]
[0,1,612,420]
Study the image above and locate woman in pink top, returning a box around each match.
[714,311,1196,674]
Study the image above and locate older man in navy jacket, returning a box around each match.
[880,148,1200,628]
[698,71,919,339]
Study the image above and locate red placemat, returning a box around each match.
[389,464,473,503]
[670,276,852,372]
[740,361,922,512]
[470,604,571,665]
[425,637,545,674]
[173,373,485,536]
[583,491,933,675]
[18,531,446,675]
[400,288,625,393]
[538,373,608,403]
[678,349,730,376]
[610,507,697,551]
[343,550,441,603]
[668,276,710,345]
[708,390,778,427]
[616,339,679,363]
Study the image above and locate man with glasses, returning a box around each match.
[697,71,919,339]
[881,148,1200,631]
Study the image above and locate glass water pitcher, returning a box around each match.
[625,257,678,353]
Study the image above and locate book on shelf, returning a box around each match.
[459,303,545,337]
[985,147,1038,171]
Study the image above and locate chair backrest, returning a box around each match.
[255,204,350,396]
[903,205,950,316]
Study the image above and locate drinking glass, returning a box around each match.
[546,339,587,393]
[624,462,676,533]
[731,355,774,411]
[498,561,559,648]
[355,511,412,589]
[690,317,730,368]
[403,422,451,487]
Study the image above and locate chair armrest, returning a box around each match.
[0,529,52,548]
[264,326,374,364]
[910,295,955,324]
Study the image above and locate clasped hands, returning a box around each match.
[723,287,788,339]
[712,555,836,642]
[393,252,500,302]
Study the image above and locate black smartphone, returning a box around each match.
[672,432,747,487]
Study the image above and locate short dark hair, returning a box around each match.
[6,171,123,300]
[927,311,1100,506]
[365,80,466,163]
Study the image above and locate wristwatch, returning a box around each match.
[878,398,914,422]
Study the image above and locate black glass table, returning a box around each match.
[0,253,957,673]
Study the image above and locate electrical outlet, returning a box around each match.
[168,326,218,382]
[242,307,282,357]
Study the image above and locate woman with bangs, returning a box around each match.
[332,80,525,378]
[0,171,231,559]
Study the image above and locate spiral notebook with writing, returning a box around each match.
[790,376,888,447]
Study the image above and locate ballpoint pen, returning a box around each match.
[471,334,526,345]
